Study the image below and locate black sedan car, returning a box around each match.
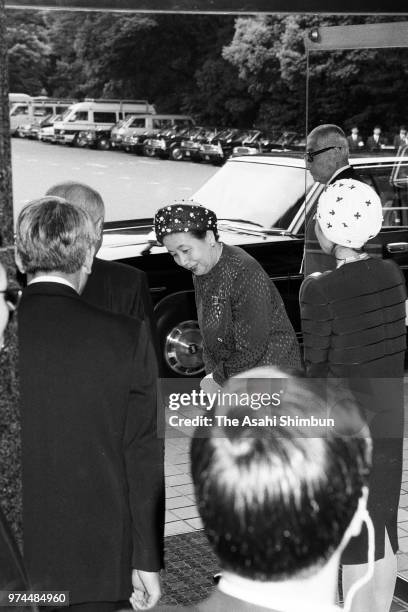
[100,152,408,377]
[143,125,194,160]
[199,128,260,165]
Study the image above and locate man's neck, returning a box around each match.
[219,553,340,611]
[329,164,350,183]
[28,271,81,293]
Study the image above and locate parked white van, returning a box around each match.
[9,92,31,106]
[9,97,75,135]
[53,99,156,145]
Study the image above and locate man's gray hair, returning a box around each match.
[46,181,105,224]
[308,124,348,148]
[16,197,98,275]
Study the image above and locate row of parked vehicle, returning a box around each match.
[11,95,305,165]
[18,115,305,164]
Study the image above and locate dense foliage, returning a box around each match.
[6,12,408,140]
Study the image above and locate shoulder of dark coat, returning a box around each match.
[93,256,146,281]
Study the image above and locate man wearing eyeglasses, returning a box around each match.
[304,124,363,275]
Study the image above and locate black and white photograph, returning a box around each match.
[1,1,408,611]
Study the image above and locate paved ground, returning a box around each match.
[11,138,217,222]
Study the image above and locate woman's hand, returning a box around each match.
[200,373,221,395]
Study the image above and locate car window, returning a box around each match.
[94,112,117,123]
[193,160,314,229]
[357,161,408,228]
[153,118,172,129]
[129,117,147,128]
[10,104,28,116]
[69,111,88,121]
[34,106,54,116]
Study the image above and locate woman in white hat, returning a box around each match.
[300,179,407,612]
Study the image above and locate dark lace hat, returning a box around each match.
[154,201,217,244]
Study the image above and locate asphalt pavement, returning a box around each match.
[11,138,218,222]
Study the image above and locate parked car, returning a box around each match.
[232,130,304,157]
[54,98,156,146]
[179,126,219,161]
[38,114,64,143]
[117,114,195,153]
[142,123,195,159]
[199,128,259,164]
[98,151,408,377]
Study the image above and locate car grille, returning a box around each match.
[201,144,218,153]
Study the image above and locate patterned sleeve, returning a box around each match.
[299,275,332,377]
[212,265,273,385]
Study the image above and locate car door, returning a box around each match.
[355,159,408,278]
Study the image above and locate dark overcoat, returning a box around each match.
[18,282,164,605]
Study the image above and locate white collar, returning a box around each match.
[336,253,369,268]
[218,575,341,612]
[28,275,78,293]
[328,165,351,184]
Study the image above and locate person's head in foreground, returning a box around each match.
[315,179,383,259]
[154,201,221,276]
[190,367,373,612]
[15,197,98,294]
[306,124,349,183]
[46,181,105,253]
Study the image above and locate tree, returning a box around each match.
[223,14,408,135]
[6,10,51,95]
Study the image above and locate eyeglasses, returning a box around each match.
[305,146,338,163]
[0,288,22,313]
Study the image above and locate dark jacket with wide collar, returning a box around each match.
[18,281,164,604]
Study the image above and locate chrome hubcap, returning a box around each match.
[164,320,204,376]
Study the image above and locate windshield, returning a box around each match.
[193,159,314,230]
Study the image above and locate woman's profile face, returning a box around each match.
[163,231,216,275]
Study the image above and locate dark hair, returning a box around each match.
[191,371,370,581]
[189,228,219,241]
[400,125,407,132]
[374,125,381,131]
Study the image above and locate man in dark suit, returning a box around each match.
[150,369,372,612]
[366,126,388,152]
[393,125,407,150]
[16,198,164,611]
[347,126,364,152]
[45,182,159,359]
[304,124,364,275]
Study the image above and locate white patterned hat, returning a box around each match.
[317,179,383,248]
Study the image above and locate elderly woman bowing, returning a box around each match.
[155,202,301,392]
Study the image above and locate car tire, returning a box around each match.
[143,144,156,157]
[97,138,110,151]
[170,146,183,161]
[157,303,205,378]
[76,135,88,148]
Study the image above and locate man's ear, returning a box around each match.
[15,248,26,274]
